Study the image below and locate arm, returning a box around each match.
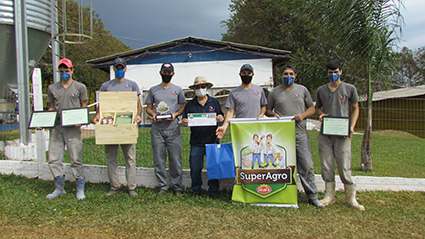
[349,103,359,137]
[169,103,185,121]
[134,96,142,124]
[316,107,327,123]
[216,108,235,139]
[293,104,315,122]
[146,103,160,122]
[257,105,266,119]
[266,109,280,118]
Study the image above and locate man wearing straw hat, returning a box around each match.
[182,76,224,200]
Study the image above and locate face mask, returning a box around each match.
[115,69,125,79]
[329,73,340,83]
[195,88,207,97]
[60,72,71,81]
[161,74,172,83]
[241,75,252,84]
[283,76,294,85]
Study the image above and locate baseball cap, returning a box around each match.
[58,58,73,68]
[160,63,174,72]
[240,64,254,73]
[113,57,126,67]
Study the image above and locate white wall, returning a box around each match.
[110,58,274,92]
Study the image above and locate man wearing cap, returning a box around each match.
[146,63,186,196]
[216,63,267,139]
[182,76,224,199]
[43,58,88,200]
[94,56,142,197]
[266,65,325,208]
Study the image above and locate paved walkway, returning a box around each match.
[311,175,425,192]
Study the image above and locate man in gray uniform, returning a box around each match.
[216,64,267,139]
[94,57,142,197]
[44,58,87,200]
[316,60,364,211]
[146,63,186,196]
[266,65,324,208]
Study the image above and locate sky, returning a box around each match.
[82,0,424,51]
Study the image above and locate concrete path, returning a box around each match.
[311,175,425,192]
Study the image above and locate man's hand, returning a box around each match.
[319,113,328,123]
[166,113,176,121]
[134,115,142,124]
[182,118,189,127]
[35,127,42,130]
[257,113,265,119]
[93,114,100,124]
[216,126,227,139]
[292,114,304,123]
[216,114,224,123]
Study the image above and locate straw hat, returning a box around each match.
[188,76,213,89]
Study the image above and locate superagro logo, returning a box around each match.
[253,90,259,96]
[339,95,345,101]
[171,90,177,96]
[209,106,215,112]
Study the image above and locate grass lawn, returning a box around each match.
[60,127,425,178]
[1,174,424,238]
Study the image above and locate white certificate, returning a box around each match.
[28,111,58,128]
[61,107,89,126]
[321,116,351,137]
[188,113,217,127]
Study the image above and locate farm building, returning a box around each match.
[86,36,290,124]
[357,85,425,138]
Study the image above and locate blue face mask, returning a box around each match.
[60,72,71,81]
[329,73,340,82]
[115,69,125,79]
[283,76,294,85]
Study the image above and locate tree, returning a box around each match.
[38,0,130,106]
[394,46,425,87]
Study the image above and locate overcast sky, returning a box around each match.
[83,0,424,51]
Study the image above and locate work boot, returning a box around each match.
[309,199,325,208]
[46,176,66,200]
[320,181,335,206]
[76,178,86,200]
[344,184,365,211]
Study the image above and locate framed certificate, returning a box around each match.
[28,111,58,129]
[320,116,351,137]
[61,107,89,126]
[188,113,217,127]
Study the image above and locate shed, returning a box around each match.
[357,85,425,138]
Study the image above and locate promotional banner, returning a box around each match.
[230,117,297,207]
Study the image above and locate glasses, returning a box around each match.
[194,85,207,89]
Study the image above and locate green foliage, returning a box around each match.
[393,46,425,87]
[1,174,424,238]
[221,0,404,96]
[38,0,131,105]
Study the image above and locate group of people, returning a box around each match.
[43,56,365,211]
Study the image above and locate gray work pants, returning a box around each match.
[296,133,319,201]
[105,144,137,190]
[150,127,184,192]
[48,126,83,179]
[317,134,354,185]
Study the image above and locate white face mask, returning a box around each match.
[195,88,208,97]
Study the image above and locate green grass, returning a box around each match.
[63,128,425,178]
[1,174,424,238]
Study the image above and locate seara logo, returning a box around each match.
[257,184,272,194]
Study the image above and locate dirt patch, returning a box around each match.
[371,130,419,137]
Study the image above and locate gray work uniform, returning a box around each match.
[316,81,359,185]
[99,79,140,191]
[267,84,319,201]
[225,84,267,118]
[145,84,186,192]
[47,80,87,180]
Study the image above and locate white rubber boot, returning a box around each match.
[46,176,66,200]
[320,182,336,206]
[345,184,365,211]
[76,178,86,200]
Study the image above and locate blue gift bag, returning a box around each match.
[206,142,236,180]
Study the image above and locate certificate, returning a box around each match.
[320,116,351,137]
[188,113,217,127]
[61,107,89,126]
[28,111,58,129]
